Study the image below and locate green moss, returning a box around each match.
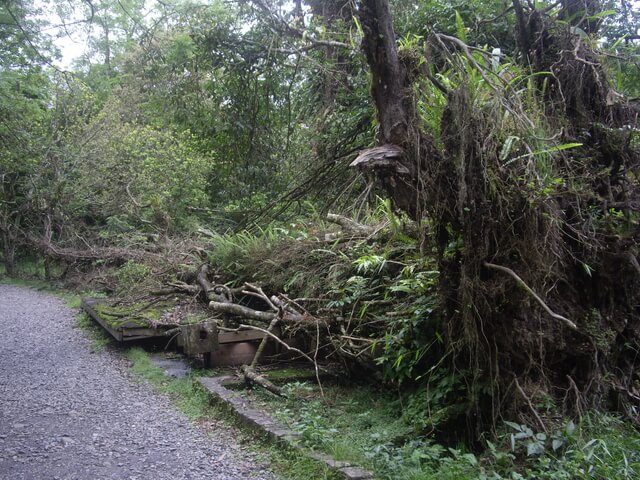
[94,301,169,329]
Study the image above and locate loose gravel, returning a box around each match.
[0,285,272,480]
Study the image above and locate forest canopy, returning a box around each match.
[1,0,639,464]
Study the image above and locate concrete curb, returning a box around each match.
[198,376,376,480]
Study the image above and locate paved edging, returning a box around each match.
[198,376,376,480]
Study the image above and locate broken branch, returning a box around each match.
[240,365,284,397]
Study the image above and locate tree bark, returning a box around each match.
[353,0,440,218]
[358,0,409,146]
[240,365,284,396]
[2,231,16,276]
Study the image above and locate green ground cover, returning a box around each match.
[233,379,640,480]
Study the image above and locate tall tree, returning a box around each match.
[354,0,640,432]
[0,0,53,275]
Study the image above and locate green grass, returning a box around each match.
[75,312,114,351]
[239,381,422,477]
[125,347,212,420]
[514,414,640,480]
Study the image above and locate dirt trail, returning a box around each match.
[0,284,272,480]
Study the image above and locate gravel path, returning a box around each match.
[0,285,272,480]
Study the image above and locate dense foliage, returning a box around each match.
[1,0,639,459]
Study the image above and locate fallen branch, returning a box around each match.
[484,262,577,330]
[251,317,280,368]
[222,324,323,370]
[198,264,230,303]
[514,377,548,434]
[326,212,377,236]
[243,282,279,311]
[209,300,320,326]
[160,282,200,295]
[41,241,161,263]
[210,301,281,323]
[271,295,305,315]
[240,365,284,397]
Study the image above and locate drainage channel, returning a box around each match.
[149,354,192,379]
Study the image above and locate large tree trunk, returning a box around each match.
[355,0,440,218]
[357,0,409,145]
[2,231,17,277]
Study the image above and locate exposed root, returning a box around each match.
[484,262,577,330]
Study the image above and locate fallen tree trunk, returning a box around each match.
[40,241,162,263]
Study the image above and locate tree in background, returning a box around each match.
[0,0,56,275]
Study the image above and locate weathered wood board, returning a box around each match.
[81,298,179,342]
[81,298,288,365]
[81,298,278,346]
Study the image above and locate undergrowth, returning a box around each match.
[240,381,640,480]
[76,312,113,351]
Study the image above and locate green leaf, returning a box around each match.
[504,143,583,166]
[588,9,617,20]
[455,11,467,43]
[500,136,520,161]
[505,421,523,431]
[565,419,576,435]
[527,441,545,456]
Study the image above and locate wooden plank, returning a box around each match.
[81,298,180,342]
[122,328,163,339]
[219,330,265,343]
[81,298,123,342]
[218,330,269,344]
